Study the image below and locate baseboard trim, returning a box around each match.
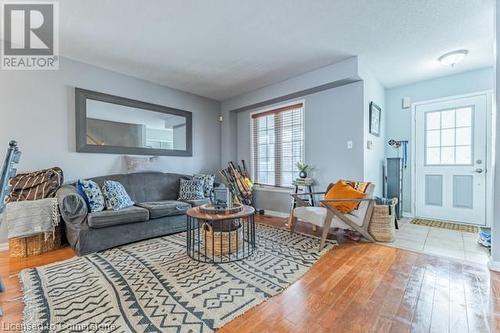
[402,212,414,218]
[261,209,289,218]
[0,242,8,252]
[488,258,500,272]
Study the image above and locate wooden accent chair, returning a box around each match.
[289,182,376,250]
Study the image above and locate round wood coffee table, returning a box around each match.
[186,205,256,263]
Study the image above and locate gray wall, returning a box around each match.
[236,82,365,213]
[360,66,386,197]
[0,57,221,243]
[221,57,360,166]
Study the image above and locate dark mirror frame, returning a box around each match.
[75,88,193,156]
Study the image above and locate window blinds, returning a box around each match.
[252,103,304,187]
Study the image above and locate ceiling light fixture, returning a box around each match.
[438,50,468,68]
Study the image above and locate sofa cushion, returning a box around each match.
[181,198,210,207]
[136,200,190,219]
[87,206,149,229]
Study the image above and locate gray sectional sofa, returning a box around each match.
[56,172,209,256]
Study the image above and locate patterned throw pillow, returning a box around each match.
[102,180,135,211]
[193,174,215,198]
[178,179,205,201]
[77,179,105,213]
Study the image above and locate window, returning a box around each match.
[252,103,304,187]
[425,107,473,165]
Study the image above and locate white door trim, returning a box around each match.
[410,90,493,226]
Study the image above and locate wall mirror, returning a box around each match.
[75,88,192,156]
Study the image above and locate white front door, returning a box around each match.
[415,94,487,225]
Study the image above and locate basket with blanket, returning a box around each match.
[368,196,398,242]
[5,167,63,257]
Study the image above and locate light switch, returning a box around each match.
[367,140,373,150]
[347,141,353,149]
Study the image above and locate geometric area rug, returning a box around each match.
[20,224,336,332]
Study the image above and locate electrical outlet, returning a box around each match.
[367,140,373,150]
[347,140,353,149]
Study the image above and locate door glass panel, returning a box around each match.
[453,175,473,208]
[441,110,455,128]
[426,147,440,164]
[424,108,473,165]
[425,175,443,206]
[456,127,471,146]
[426,130,440,147]
[456,146,472,164]
[441,128,455,146]
[456,107,472,127]
[427,112,441,130]
[441,147,455,164]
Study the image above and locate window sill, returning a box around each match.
[253,185,293,194]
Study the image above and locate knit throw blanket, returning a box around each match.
[7,167,63,202]
[6,198,59,239]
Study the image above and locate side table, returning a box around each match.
[289,178,317,230]
[291,178,315,209]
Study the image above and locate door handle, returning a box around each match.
[473,168,484,174]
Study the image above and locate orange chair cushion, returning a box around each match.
[324,180,367,214]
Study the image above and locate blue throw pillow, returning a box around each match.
[77,179,105,213]
[178,179,205,201]
[102,180,134,211]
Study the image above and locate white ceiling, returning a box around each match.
[57,0,494,101]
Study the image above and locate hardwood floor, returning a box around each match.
[0,215,499,332]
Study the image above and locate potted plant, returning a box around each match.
[296,162,310,179]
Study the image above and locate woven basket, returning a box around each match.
[202,221,242,256]
[9,225,62,258]
[369,198,398,242]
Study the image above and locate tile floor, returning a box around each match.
[383,218,490,266]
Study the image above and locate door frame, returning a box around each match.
[410,91,493,226]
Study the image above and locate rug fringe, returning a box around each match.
[19,269,43,333]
